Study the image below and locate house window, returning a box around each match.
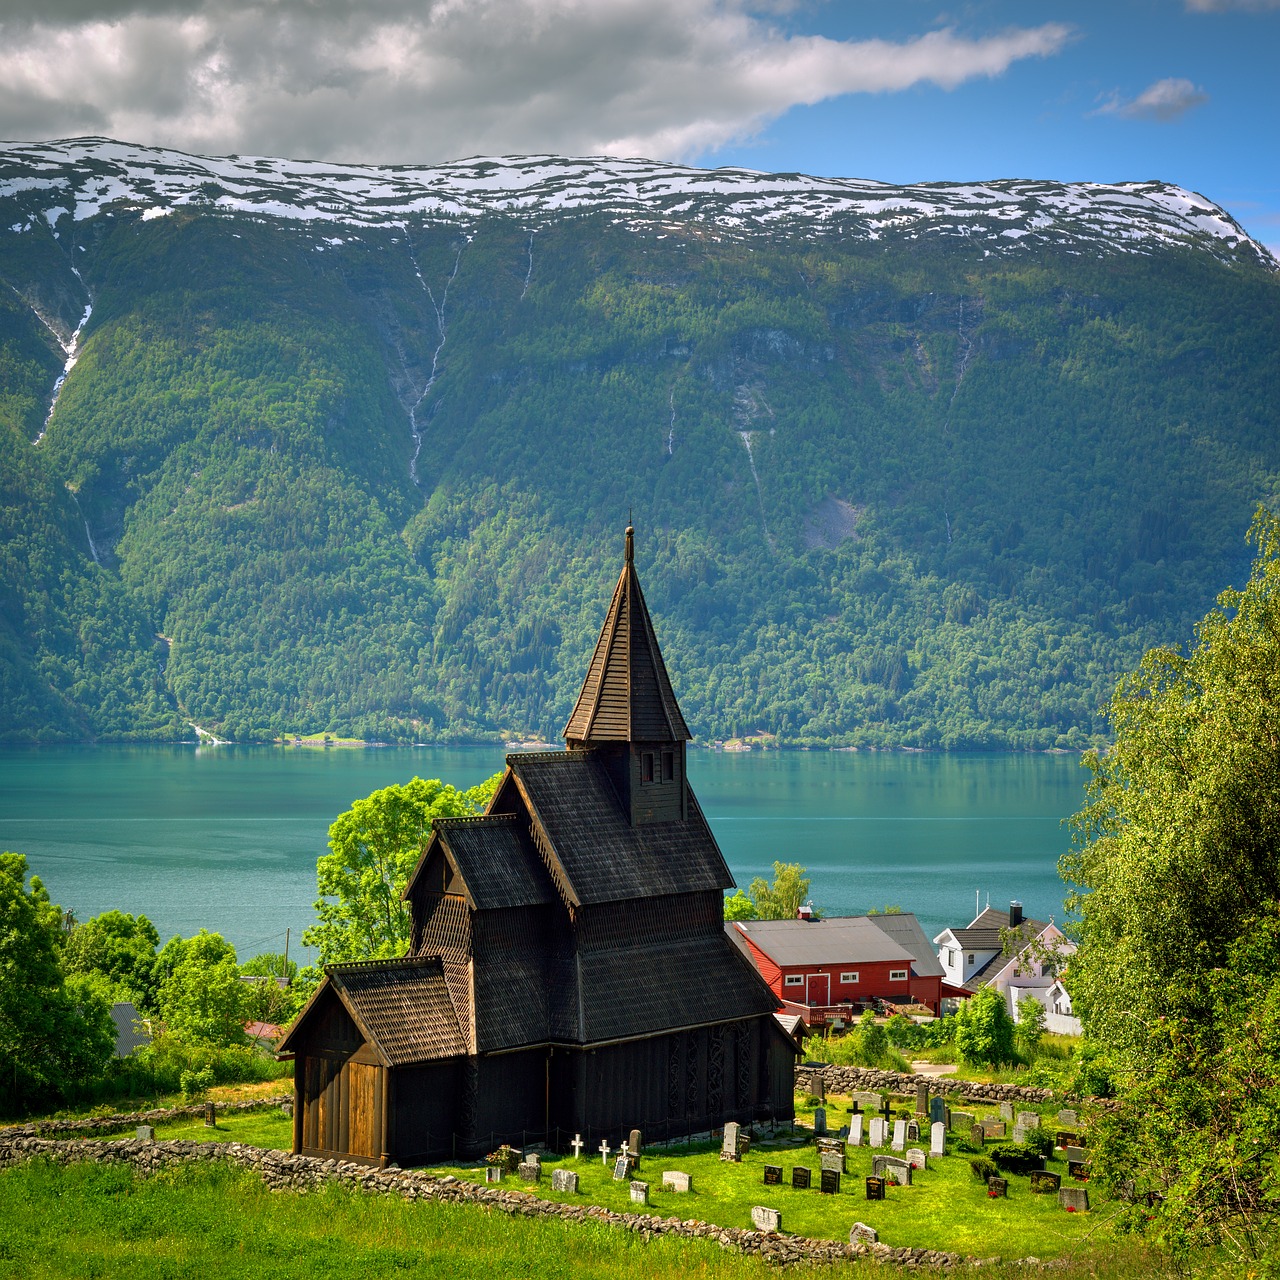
[784,974,804,987]
[889,969,908,982]
[967,954,974,966]
[662,750,675,782]
[839,972,859,983]
[641,752,654,783]
[946,949,955,967]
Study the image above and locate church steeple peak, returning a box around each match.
[563,526,690,747]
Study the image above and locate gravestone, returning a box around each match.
[135,1126,155,1141]
[852,1091,881,1112]
[871,1157,911,1187]
[915,1081,929,1115]
[1012,1126,1027,1145]
[820,1150,846,1175]
[819,1168,841,1194]
[849,1114,864,1147]
[1069,1161,1088,1180]
[721,1121,743,1162]
[929,1097,946,1126]
[865,1176,886,1201]
[999,1102,1014,1122]
[519,1161,541,1182]
[751,1206,782,1233]
[763,1165,783,1186]
[1059,1187,1090,1212]
[204,1103,217,1127]
[905,1121,919,1143]
[850,1222,878,1244]
[486,1167,503,1183]
[930,1122,946,1157]
[791,1166,812,1190]
[613,1154,635,1181]
[599,1140,612,1165]
[629,1180,649,1205]
[988,1176,1008,1198]
[869,1117,886,1149]
[813,1106,827,1137]
[1017,1111,1041,1131]
[551,1168,579,1193]
[891,1119,907,1152]
[969,1124,985,1146]
[1057,1109,1078,1127]
[662,1171,692,1193]
[628,1129,642,1156]
[570,1133,585,1159]
[1055,1131,1077,1149]
[1065,1145,1087,1165]
[983,1121,1006,1139]
[951,1110,974,1132]
[905,1147,928,1171]
[280,1102,293,1118]
[810,1074,826,1102]
[1030,1171,1061,1194]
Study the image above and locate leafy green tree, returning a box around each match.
[1014,996,1046,1053]
[856,1009,887,1063]
[157,930,246,1046]
[953,986,1016,1067]
[239,952,303,1026]
[304,774,501,964]
[722,889,759,921]
[746,862,811,920]
[1061,510,1280,1267]
[62,910,161,1013]
[0,853,114,1113]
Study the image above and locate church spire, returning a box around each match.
[563,526,691,746]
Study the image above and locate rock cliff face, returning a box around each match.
[1,139,1278,745]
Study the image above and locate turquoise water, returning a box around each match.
[0,745,1089,963]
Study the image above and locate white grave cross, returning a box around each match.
[599,1140,612,1166]
[571,1133,585,1159]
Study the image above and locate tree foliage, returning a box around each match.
[62,909,161,1013]
[0,853,114,1113]
[157,930,246,1047]
[745,861,811,920]
[304,773,501,964]
[953,986,1016,1067]
[1062,509,1280,1266]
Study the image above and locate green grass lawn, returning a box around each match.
[106,1107,295,1150]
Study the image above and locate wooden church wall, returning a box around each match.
[389,1061,462,1165]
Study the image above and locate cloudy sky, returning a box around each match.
[1,0,1277,248]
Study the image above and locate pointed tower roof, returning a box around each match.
[564,526,691,744]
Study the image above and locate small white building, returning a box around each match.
[933,901,1076,1025]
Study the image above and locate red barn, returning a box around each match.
[726,914,952,1022]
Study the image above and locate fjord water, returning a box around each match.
[0,746,1088,962]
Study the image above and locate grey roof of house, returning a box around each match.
[865,913,946,979]
[726,917,916,967]
[945,906,1048,953]
[110,1002,150,1057]
[509,751,733,905]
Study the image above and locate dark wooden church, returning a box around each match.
[279,528,795,1166]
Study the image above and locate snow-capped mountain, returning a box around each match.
[0,136,1272,267]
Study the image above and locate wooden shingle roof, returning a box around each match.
[431,815,557,910]
[278,957,467,1067]
[509,751,733,905]
[563,527,690,744]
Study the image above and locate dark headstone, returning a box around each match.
[988,1176,1008,1198]
[628,1128,642,1156]
[204,1103,216,1127]
[1055,1131,1078,1149]
[1069,1161,1088,1180]
[1030,1171,1061,1194]
[970,1124,985,1147]
[763,1165,783,1186]
[929,1097,946,1125]
[813,1106,827,1136]
[905,1121,919,1143]
[820,1168,841,1194]
[915,1081,929,1115]
[865,1176,886,1201]
[613,1154,634,1181]
[791,1166,812,1190]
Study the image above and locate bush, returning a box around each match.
[992,1143,1046,1175]
[1023,1127,1054,1158]
[954,987,1017,1067]
[969,1156,999,1182]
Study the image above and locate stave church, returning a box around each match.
[278,527,796,1166]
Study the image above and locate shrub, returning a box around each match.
[969,1156,999,1182]
[992,1143,1046,1175]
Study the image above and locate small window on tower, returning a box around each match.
[641,752,654,783]
[662,750,674,782]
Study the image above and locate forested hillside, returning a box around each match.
[2,141,1278,747]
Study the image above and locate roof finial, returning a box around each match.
[625,521,634,565]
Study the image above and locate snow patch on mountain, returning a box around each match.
[0,136,1272,267]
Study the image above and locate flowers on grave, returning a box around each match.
[486,1144,521,1173]
[988,1189,999,1198]
[1065,1205,1077,1213]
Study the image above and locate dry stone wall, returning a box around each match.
[797,1067,1058,1105]
[0,1095,291,1140]
[0,1135,1064,1271]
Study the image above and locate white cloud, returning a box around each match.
[0,1,1072,164]
[1186,0,1280,11]
[1096,77,1209,122]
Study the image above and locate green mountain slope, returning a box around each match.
[1,142,1278,747]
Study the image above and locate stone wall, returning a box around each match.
[0,1135,1059,1271]
[796,1066,1059,1106]
[0,1095,291,1140]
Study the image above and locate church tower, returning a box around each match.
[563,526,691,825]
